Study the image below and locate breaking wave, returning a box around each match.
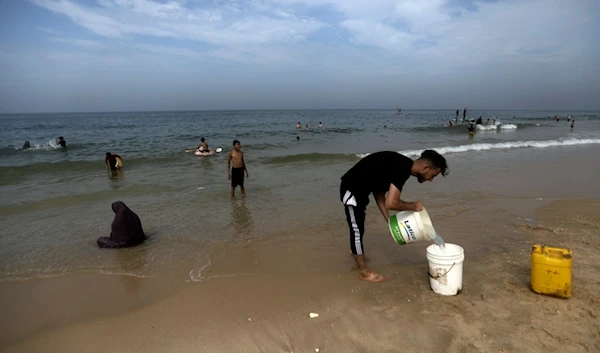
[357,138,600,158]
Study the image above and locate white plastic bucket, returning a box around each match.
[388,207,437,245]
[426,244,464,296]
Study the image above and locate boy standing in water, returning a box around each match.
[228,140,248,197]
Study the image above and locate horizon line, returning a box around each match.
[1,108,597,115]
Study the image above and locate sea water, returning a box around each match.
[1,109,599,280]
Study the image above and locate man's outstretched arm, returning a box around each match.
[384,184,423,212]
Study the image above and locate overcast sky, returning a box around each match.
[0,0,598,113]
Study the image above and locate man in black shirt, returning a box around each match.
[340,150,448,283]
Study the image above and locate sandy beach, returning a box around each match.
[2,197,599,353]
[1,0,599,350]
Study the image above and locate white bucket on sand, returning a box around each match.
[426,244,464,296]
[388,207,437,245]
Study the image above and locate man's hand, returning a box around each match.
[228,173,232,180]
[414,200,424,212]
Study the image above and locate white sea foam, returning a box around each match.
[356,138,600,158]
[188,260,212,282]
[474,123,517,131]
[475,124,497,131]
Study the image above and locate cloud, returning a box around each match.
[22,0,599,70]
[135,43,200,58]
[340,19,418,52]
[30,0,322,46]
[47,37,103,48]
[36,26,68,35]
[111,0,198,20]
[30,0,192,37]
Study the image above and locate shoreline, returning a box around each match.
[2,198,599,353]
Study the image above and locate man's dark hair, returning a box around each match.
[233,139,240,146]
[418,150,449,177]
[106,152,111,157]
[201,137,205,142]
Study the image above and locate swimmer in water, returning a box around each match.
[56,136,67,147]
[105,152,122,171]
[22,141,31,149]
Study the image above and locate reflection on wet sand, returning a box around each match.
[231,198,255,242]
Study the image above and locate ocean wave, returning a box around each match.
[474,123,517,131]
[0,156,179,176]
[0,184,178,213]
[262,152,359,165]
[475,125,498,131]
[514,114,599,121]
[400,122,536,133]
[357,138,600,158]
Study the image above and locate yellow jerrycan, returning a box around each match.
[530,244,572,299]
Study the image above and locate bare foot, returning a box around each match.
[359,271,387,283]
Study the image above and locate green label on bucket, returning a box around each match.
[389,215,407,245]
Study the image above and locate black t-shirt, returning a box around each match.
[106,155,117,167]
[341,151,413,197]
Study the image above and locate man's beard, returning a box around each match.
[417,174,425,183]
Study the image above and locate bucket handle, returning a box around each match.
[427,262,456,279]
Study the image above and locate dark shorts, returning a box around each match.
[231,167,245,188]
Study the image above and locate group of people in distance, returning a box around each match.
[296,121,323,130]
[21,136,66,150]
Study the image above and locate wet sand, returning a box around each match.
[2,199,599,353]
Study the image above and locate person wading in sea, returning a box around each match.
[339,150,449,283]
[228,140,249,198]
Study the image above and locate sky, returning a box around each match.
[0,0,598,113]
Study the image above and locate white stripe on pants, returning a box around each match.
[347,206,362,255]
